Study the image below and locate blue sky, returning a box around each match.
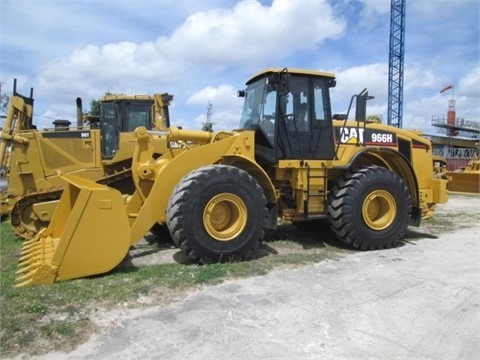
[1,0,479,135]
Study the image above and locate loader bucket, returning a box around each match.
[447,172,480,194]
[15,174,130,287]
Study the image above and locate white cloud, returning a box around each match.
[190,108,241,131]
[2,0,477,134]
[329,63,388,116]
[20,0,345,129]
[164,0,345,67]
[357,0,391,28]
[33,0,345,96]
[325,62,479,132]
[458,66,480,98]
[187,85,239,108]
[404,65,441,92]
[187,84,243,130]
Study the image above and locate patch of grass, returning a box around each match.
[0,220,346,357]
[0,212,441,357]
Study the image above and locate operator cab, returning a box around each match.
[100,96,157,158]
[238,68,337,164]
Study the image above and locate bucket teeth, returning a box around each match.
[20,242,39,253]
[15,279,34,288]
[15,263,38,275]
[19,250,42,262]
[14,235,57,287]
[16,271,36,282]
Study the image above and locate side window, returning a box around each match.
[298,90,309,130]
[262,90,276,119]
[287,76,310,131]
[101,103,119,158]
[260,90,277,142]
[103,105,117,123]
[312,78,332,127]
[286,92,293,116]
[314,87,325,122]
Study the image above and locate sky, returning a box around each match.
[1,0,479,136]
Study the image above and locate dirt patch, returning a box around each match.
[4,194,478,359]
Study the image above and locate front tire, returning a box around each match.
[167,165,268,263]
[327,166,411,250]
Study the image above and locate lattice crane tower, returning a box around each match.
[387,0,406,128]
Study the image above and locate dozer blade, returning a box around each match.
[15,173,131,287]
[447,172,480,194]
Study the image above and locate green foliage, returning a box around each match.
[201,122,214,132]
[88,99,101,116]
[367,114,382,123]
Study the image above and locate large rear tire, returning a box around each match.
[327,166,411,250]
[167,165,268,263]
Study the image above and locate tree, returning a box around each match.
[86,91,115,116]
[201,122,214,132]
[88,99,101,116]
[367,115,382,124]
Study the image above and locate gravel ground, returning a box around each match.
[11,194,480,360]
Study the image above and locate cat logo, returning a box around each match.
[339,127,364,144]
[336,127,397,146]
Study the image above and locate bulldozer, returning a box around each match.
[15,68,448,286]
[0,80,172,238]
[447,155,480,194]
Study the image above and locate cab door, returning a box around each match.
[276,75,335,160]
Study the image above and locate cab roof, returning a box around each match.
[101,94,155,102]
[246,68,335,85]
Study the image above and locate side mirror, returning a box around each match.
[237,90,245,98]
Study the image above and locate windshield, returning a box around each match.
[239,78,277,143]
[126,104,151,131]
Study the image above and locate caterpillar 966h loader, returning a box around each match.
[16,68,448,286]
[1,81,172,238]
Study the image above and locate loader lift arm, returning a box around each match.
[0,79,34,171]
[15,126,273,286]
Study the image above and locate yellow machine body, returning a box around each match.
[15,68,448,286]
[447,158,480,194]
[0,81,34,217]
[16,175,130,286]
[1,88,172,238]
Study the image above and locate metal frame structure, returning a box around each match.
[387,0,406,128]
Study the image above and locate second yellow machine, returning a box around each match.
[1,87,172,237]
[16,68,448,286]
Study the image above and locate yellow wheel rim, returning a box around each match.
[203,193,247,241]
[362,190,396,231]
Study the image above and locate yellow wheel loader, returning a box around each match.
[15,68,448,286]
[0,81,172,238]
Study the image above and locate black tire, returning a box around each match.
[327,166,411,250]
[166,165,268,263]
